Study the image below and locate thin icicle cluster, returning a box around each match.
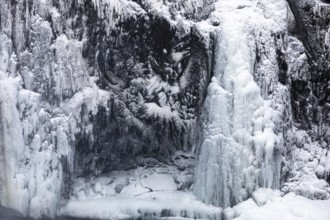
[91,0,146,35]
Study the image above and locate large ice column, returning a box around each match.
[0,5,110,217]
[0,44,68,218]
[0,33,29,213]
[0,77,27,213]
[194,0,287,208]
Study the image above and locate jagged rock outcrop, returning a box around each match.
[282,0,330,199]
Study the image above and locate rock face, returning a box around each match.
[282,0,330,199]
[286,0,330,138]
[0,0,329,218]
[0,0,213,217]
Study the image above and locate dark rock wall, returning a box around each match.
[0,0,213,179]
[283,0,330,197]
[73,5,213,176]
[287,0,330,140]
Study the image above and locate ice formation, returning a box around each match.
[194,0,288,208]
[1,0,330,219]
[0,5,111,216]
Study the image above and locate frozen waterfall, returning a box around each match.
[194,1,285,208]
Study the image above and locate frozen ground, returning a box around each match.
[57,157,330,220]
[59,192,221,220]
[68,150,195,200]
[58,188,330,220]
[232,189,330,220]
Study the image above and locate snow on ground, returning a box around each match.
[69,151,195,202]
[59,188,330,220]
[141,173,177,191]
[233,190,330,220]
[60,192,221,220]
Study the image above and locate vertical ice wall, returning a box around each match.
[194,0,289,208]
[0,76,26,213]
[0,31,72,217]
[0,1,112,217]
